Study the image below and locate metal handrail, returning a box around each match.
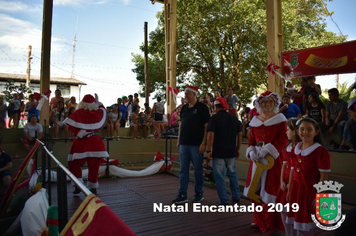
[37,139,92,195]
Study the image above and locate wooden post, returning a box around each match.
[39,0,53,126]
[266,0,283,96]
[164,0,177,125]
[144,22,149,105]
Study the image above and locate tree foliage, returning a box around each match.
[2,80,32,101]
[132,0,345,104]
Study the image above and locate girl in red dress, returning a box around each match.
[287,117,330,235]
[244,91,288,233]
[275,118,299,235]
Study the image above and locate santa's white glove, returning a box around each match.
[258,148,269,159]
[77,129,86,138]
[94,93,103,107]
[249,151,260,162]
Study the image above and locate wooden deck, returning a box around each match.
[49,173,334,236]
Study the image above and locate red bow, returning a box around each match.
[167,86,179,95]
[33,89,51,101]
[266,62,281,75]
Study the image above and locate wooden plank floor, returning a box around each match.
[50,173,334,236]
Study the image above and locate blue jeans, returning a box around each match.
[179,145,204,196]
[212,157,240,204]
[343,118,356,149]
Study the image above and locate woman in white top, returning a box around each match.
[108,104,121,139]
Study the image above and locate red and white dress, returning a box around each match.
[275,143,294,205]
[64,106,109,188]
[244,113,288,232]
[286,142,331,231]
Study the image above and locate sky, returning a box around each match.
[0,0,355,106]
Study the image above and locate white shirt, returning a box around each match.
[24,123,43,138]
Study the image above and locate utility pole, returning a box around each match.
[144,22,149,105]
[266,0,283,96]
[26,45,33,92]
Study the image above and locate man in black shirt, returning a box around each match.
[206,97,242,205]
[172,86,210,204]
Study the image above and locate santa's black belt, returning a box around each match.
[79,131,99,139]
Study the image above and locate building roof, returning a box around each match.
[0,73,87,86]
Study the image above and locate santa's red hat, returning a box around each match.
[185,85,199,95]
[82,94,96,104]
[214,97,228,110]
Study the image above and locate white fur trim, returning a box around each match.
[294,142,321,156]
[294,221,316,231]
[185,87,197,94]
[68,151,109,161]
[263,143,279,159]
[249,113,287,127]
[243,161,276,204]
[283,161,287,163]
[64,107,106,130]
[319,168,331,172]
[87,181,98,188]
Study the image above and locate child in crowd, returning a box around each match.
[202,157,214,183]
[275,118,298,236]
[133,93,140,105]
[131,105,144,138]
[139,112,145,126]
[108,104,121,139]
[286,117,330,236]
[286,81,297,97]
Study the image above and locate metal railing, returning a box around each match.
[37,139,92,232]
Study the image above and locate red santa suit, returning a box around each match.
[244,112,288,232]
[64,94,109,190]
[286,142,331,232]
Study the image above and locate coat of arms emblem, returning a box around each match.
[311,180,346,230]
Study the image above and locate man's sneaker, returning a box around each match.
[232,198,240,204]
[192,193,204,203]
[171,194,188,204]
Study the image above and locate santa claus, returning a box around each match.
[64,94,109,194]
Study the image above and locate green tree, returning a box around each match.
[2,80,32,102]
[133,0,345,104]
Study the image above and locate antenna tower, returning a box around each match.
[71,17,79,78]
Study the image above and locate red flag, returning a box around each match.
[61,195,136,236]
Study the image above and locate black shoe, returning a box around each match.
[232,198,240,204]
[73,186,81,194]
[90,188,97,195]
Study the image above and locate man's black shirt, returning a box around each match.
[207,110,242,158]
[180,101,210,146]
